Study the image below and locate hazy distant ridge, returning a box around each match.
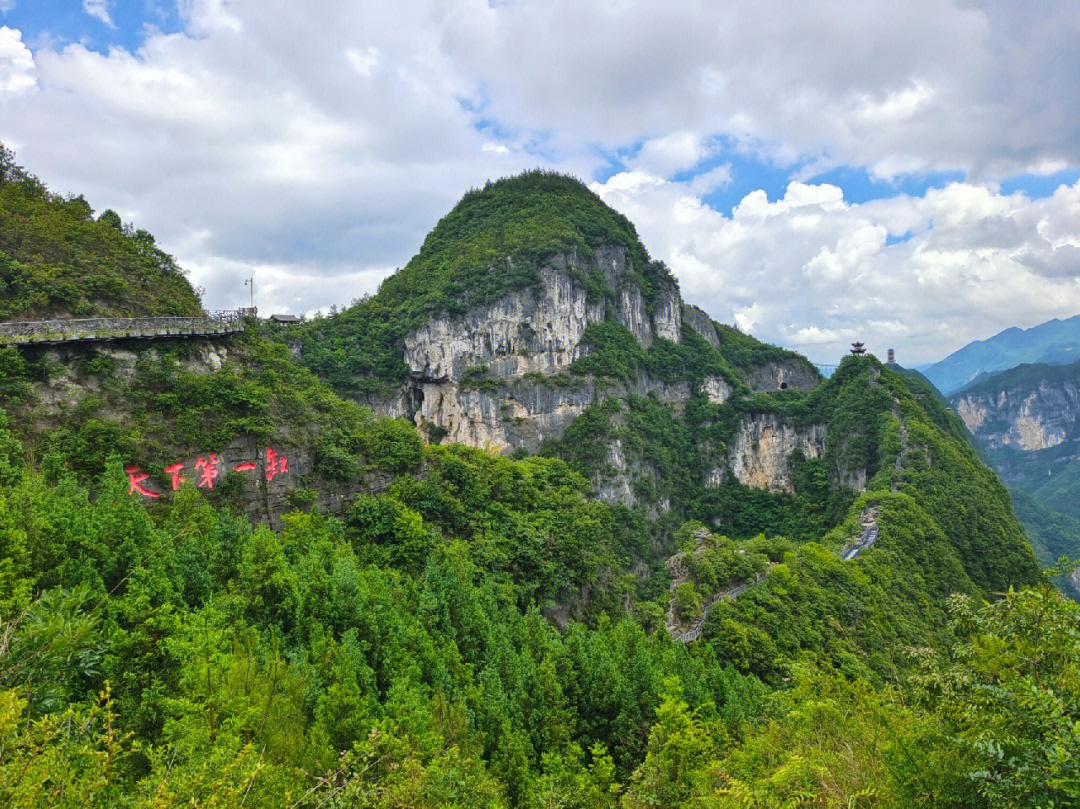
[924,314,1080,394]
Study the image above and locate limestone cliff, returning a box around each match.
[951,366,1080,451]
[746,360,820,394]
[705,414,829,494]
[382,246,690,454]
[402,246,680,384]
[367,242,842,510]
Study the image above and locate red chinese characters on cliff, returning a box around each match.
[164,462,186,490]
[125,447,289,499]
[195,454,221,489]
[265,447,289,481]
[125,466,161,499]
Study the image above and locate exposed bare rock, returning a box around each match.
[951,376,1080,451]
[652,277,682,343]
[391,246,704,455]
[682,304,720,348]
[402,245,680,383]
[709,413,827,494]
[747,360,820,393]
[596,437,636,507]
[701,376,732,405]
[954,397,987,432]
[403,264,601,382]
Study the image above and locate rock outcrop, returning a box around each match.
[951,369,1080,451]
[390,247,699,452]
[747,359,820,393]
[682,304,720,348]
[707,413,828,494]
[360,236,844,510]
[403,247,677,385]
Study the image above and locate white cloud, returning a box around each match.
[0,26,34,96]
[0,1,15,13]
[0,4,539,315]
[792,326,842,345]
[441,1,1080,178]
[630,132,707,177]
[593,171,1080,364]
[687,163,732,195]
[178,0,241,35]
[346,46,380,77]
[0,0,1078,353]
[82,0,114,28]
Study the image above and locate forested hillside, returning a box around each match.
[1,154,1077,807]
[0,146,202,321]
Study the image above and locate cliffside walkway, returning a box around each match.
[674,572,766,644]
[675,507,881,643]
[842,507,880,561]
[0,309,256,347]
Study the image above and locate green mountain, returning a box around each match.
[924,313,1080,394]
[0,146,203,321]
[1,155,1076,808]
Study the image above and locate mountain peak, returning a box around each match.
[380,169,655,316]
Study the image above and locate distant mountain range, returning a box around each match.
[923,314,1080,394]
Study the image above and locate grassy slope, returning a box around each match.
[0,146,203,321]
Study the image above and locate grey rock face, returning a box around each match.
[402,246,681,383]
[700,376,732,405]
[952,376,1080,451]
[747,360,820,393]
[393,248,695,452]
[706,413,829,494]
[682,304,720,348]
[652,277,683,343]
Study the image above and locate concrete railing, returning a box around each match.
[0,308,257,346]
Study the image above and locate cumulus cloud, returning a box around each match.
[1,3,539,313]
[630,132,707,177]
[82,0,114,28]
[346,46,380,77]
[0,26,34,96]
[593,172,1080,364]
[0,0,1078,360]
[442,0,1080,178]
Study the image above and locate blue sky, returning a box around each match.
[2,1,1079,364]
[3,0,183,52]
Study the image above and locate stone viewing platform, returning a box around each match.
[0,308,257,346]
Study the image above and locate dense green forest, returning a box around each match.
[1,401,1077,807]
[1,153,1078,806]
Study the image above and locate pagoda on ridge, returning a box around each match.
[850,341,867,355]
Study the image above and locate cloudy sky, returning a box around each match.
[2,1,1079,364]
